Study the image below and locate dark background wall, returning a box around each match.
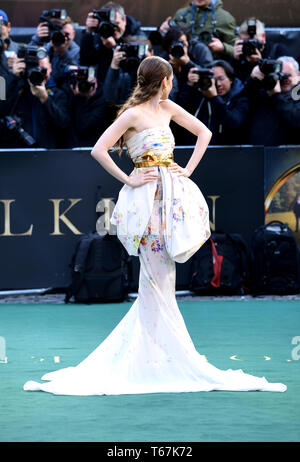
[2,0,300,28]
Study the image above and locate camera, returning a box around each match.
[119,42,148,71]
[92,8,117,39]
[39,9,69,47]
[0,115,36,146]
[170,41,185,59]
[242,19,263,57]
[197,30,220,46]
[258,58,288,91]
[68,66,96,94]
[17,44,48,85]
[192,67,215,91]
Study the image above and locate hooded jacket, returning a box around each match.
[173,0,237,58]
[176,77,250,145]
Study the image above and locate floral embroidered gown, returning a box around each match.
[23,126,286,395]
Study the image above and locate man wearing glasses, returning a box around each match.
[177,59,250,145]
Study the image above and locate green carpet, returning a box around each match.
[0,299,299,442]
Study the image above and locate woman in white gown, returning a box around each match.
[23,56,286,395]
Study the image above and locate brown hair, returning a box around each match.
[114,55,173,151]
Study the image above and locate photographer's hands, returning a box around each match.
[12,57,25,77]
[111,45,126,70]
[28,81,48,103]
[208,37,225,54]
[187,68,217,98]
[251,65,281,95]
[36,22,50,40]
[86,12,99,33]
[233,39,262,63]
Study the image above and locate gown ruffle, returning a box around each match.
[23,125,287,395]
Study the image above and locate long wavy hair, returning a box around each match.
[114,55,173,152]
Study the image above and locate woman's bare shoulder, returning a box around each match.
[160,99,182,115]
[119,106,140,125]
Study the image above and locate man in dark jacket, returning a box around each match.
[177,59,250,145]
[160,0,237,60]
[0,9,19,71]
[232,18,289,83]
[80,2,145,83]
[1,53,71,148]
[65,69,114,147]
[245,56,300,145]
[29,15,80,87]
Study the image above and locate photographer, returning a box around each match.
[161,25,213,73]
[65,66,113,147]
[232,18,289,82]
[1,49,71,148]
[29,11,80,87]
[176,59,250,145]
[80,2,145,83]
[102,36,156,106]
[0,10,19,71]
[245,56,300,145]
[154,25,213,107]
[160,0,237,60]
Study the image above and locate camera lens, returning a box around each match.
[36,48,47,60]
[170,42,184,59]
[51,31,66,47]
[98,22,115,39]
[78,80,94,94]
[28,68,47,86]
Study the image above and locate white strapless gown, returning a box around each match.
[23,126,286,395]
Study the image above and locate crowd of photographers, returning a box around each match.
[0,0,300,149]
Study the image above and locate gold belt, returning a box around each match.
[133,150,174,167]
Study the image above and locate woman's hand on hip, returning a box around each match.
[127,168,159,188]
[169,163,191,177]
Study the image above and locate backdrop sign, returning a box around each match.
[264,146,300,247]
[0,146,265,290]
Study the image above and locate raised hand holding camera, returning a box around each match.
[207,36,225,53]
[110,45,126,69]
[188,66,215,92]
[12,56,26,77]
[28,80,48,103]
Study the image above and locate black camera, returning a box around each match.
[39,9,69,47]
[192,67,215,91]
[17,44,48,85]
[170,41,185,59]
[68,66,96,94]
[1,115,36,146]
[119,42,148,71]
[242,19,263,57]
[258,58,288,91]
[92,8,117,39]
[197,31,218,46]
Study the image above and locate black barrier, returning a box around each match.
[0,145,267,291]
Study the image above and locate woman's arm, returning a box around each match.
[91,108,159,187]
[165,99,212,176]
